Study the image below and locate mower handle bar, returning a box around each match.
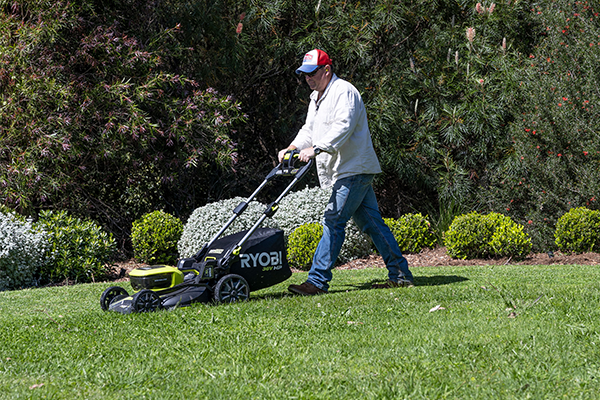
[194,150,313,260]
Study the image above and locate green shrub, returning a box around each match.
[444,212,493,260]
[178,197,278,258]
[287,223,323,270]
[0,212,47,291]
[37,211,116,283]
[444,212,532,260]
[274,186,372,263]
[384,213,436,254]
[132,211,183,265]
[554,207,600,254]
[488,216,533,260]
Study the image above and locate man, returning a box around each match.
[279,49,414,296]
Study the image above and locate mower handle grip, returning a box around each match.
[267,149,313,181]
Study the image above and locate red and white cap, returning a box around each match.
[295,49,332,74]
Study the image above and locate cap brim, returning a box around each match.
[295,64,319,75]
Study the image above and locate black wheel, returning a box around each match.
[100,286,129,311]
[213,274,250,303]
[132,289,162,313]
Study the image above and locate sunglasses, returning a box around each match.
[302,65,325,78]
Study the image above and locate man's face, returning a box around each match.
[305,65,330,93]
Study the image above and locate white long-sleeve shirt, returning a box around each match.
[290,74,382,188]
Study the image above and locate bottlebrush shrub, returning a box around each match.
[444,212,531,260]
[0,212,47,291]
[178,197,279,258]
[37,211,116,284]
[384,213,436,254]
[273,186,372,263]
[131,211,183,265]
[554,207,600,254]
[483,1,600,252]
[287,223,323,271]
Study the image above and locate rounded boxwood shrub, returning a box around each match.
[37,210,116,283]
[178,197,278,258]
[0,212,47,291]
[287,223,323,270]
[554,207,600,254]
[273,186,372,263]
[384,213,436,254]
[444,212,532,260]
[132,210,183,265]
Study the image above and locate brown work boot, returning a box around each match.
[372,279,414,289]
[288,282,327,296]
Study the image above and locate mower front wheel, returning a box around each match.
[213,274,250,303]
[100,286,129,311]
[132,289,162,313]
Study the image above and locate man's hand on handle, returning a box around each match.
[278,146,316,163]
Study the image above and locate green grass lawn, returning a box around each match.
[1,264,600,399]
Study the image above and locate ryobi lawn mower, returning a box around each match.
[100,150,312,314]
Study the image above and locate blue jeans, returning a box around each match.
[306,174,413,291]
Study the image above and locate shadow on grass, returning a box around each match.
[332,275,470,293]
[252,275,469,300]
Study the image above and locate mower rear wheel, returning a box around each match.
[132,289,162,313]
[213,274,250,303]
[100,286,129,311]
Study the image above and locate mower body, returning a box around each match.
[104,228,291,313]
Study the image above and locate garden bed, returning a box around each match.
[105,247,600,284]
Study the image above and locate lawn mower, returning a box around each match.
[100,150,312,314]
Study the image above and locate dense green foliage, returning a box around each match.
[131,211,183,265]
[384,214,437,254]
[444,212,532,260]
[1,0,599,256]
[287,222,323,270]
[0,212,46,291]
[554,207,600,254]
[37,211,116,284]
[0,0,245,243]
[484,1,600,250]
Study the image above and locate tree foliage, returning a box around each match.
[484,0,600,250]
[0,0,245,244]
[211,0,538,216]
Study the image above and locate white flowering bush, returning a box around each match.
[273,187,330,235]
[0,212,48,291]
[178,197,279,257]
[273,186,372,263]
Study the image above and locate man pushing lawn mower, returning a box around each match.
[280,49,414,296]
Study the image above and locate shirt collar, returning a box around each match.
[311,73,338,105]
